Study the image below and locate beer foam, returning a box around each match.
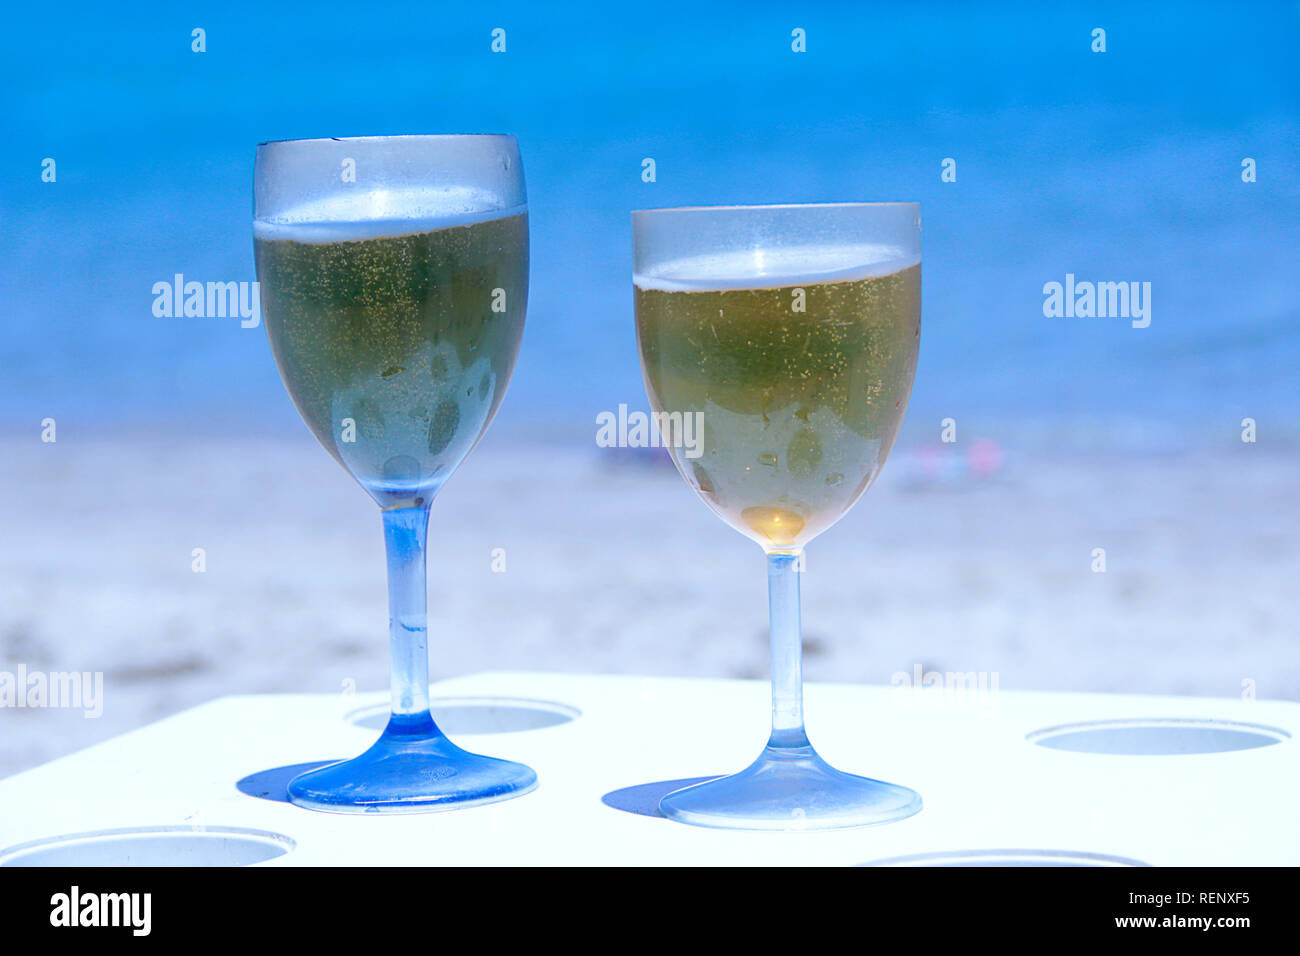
[634,244,917,291]
[254,186,524,242]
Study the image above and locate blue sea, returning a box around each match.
[2,1,1297,443]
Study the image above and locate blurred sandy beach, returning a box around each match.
[3,428,1295,777]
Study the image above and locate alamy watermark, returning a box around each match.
[596,403,704,459]
[1042,273,1150,328]
[0,665,103,718]
[890,664,999,713]
[152,274,260,328]
[50,886,150,936]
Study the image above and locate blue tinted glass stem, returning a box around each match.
[383,505,432,720]
[767,551,809,749]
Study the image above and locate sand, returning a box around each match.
[1,431,1295,777]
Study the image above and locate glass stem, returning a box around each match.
[382,504,433,725]
[767,551,810,751]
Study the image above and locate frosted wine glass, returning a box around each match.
[254,135,536,813]
[633,202,923,830]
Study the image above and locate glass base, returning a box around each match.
[287,713,537,814]
[659,741,921,831]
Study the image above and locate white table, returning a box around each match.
[0,672,1294,866]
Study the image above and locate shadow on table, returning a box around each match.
[237,761,337,803]
[601,777,719,818]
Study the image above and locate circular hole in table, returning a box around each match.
[1026,718,1289,755]
[347,696,580,734]
[861,849,1149,867]
[0,826,295,867]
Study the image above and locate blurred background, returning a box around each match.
[1,1,1297,775]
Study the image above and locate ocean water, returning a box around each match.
[2,1,1297,443]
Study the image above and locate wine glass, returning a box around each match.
[253,134,536,813]
[632,202,923,830]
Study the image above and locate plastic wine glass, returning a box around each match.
[632,202,923,830]
[253,135,536,813]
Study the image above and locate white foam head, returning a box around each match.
[254,186,524,242]
[633,244,918,291]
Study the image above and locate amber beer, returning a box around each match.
[255,209,528,506]
[635,249,920,550]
